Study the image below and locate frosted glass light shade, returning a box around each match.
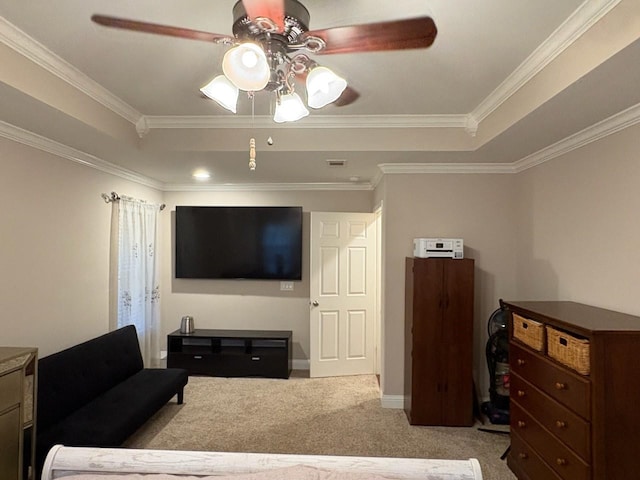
[222,43,270,91]
[200,75,239,113]
[306,66,347,109]
[273,92,309,123]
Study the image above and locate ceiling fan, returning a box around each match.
[92,0,437,122]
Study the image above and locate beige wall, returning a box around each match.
[0,138,372,364]
[0,137,162,356]
[514,123,640,316]
[376,173,519,398]
[2,120,638,404]
[159,190,372,362]
[375,124,640,399]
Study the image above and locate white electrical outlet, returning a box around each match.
[280,281,294,291]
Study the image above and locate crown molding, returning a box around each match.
[0,121,163,189]
[378,98,640,176]
[378,163,517,175]
[471,0,623,124]
[144,114,473,130]
[0,13,494,135]
[2,0,614,137]
[0,119,373,191]
[514,101,640,173]
[136,117,150,138]
[4,96,639,193]
[163,182,374,192]
[0,17,142,125]
[1,2,634,191]
[371,170,385,189]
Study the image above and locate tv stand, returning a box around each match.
[167,329,292,379]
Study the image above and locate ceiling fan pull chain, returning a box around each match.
[249,138,256,171]
[249,93,256,171]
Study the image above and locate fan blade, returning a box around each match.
[241,0,285,33]
[332,86,360,107]
[304,17,437,55]
[91,14,233,44]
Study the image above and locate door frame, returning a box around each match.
[374,203,383,376]
[308,211,380,377]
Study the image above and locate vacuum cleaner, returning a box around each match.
[481,300,510,425]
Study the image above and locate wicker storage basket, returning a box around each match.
[513,313,545,351]
[546,326,590,375]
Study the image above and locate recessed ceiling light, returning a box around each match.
[193,171,211,180]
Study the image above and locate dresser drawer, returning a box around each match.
[509,432,563,480]
[167,352,220,375]
[511,403,590,480]
[511,372,590,461]
[511,342,591,419]
[0,371,21,412]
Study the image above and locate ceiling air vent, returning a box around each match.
[326,159,347,167]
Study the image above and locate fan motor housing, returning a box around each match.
[231,0,310,45]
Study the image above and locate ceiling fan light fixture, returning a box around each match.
[306,66,347,109]
[273,92,309,123]
[222,43,270,91]
[200,75,239,113]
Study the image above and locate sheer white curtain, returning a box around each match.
[109,195,162,366]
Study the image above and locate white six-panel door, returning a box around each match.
[309,212,376,377]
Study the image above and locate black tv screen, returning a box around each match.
[175,206,303,280]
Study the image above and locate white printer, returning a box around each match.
[414,238,464,259]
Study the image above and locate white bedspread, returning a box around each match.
[62,465,397,480]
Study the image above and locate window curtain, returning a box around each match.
[109,195,162,366]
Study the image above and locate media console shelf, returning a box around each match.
[167,329,292,379]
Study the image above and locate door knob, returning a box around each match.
[312,301,319,306]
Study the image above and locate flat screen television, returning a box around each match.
[175,206,303,280]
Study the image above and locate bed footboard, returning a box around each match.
[42,445,483,480]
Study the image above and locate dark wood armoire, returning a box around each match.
[404,257,475,426]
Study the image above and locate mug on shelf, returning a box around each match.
[180,315,195,334]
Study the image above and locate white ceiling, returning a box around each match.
[1,0,639,188]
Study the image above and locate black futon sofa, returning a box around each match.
[35,325,188,473]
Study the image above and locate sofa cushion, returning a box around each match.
[37,367,187,453]
[37,326,144,432]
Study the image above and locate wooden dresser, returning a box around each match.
[404,257,475,426]
[503,301,640,480]
[0,347,37,480]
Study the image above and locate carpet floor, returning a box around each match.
[125,373,516,480]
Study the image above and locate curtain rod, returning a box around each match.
[101,192,166,211]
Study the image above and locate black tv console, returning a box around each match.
[167,329,292,379]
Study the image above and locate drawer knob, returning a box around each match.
[556,420,567,429]
[517,420,526,428]
[556,458,567,466]
[517,390,526,397]
[555,382,567,390]
[517,359,526,366]
[518,453,528,460]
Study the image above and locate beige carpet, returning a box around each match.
[125,373,516,480]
